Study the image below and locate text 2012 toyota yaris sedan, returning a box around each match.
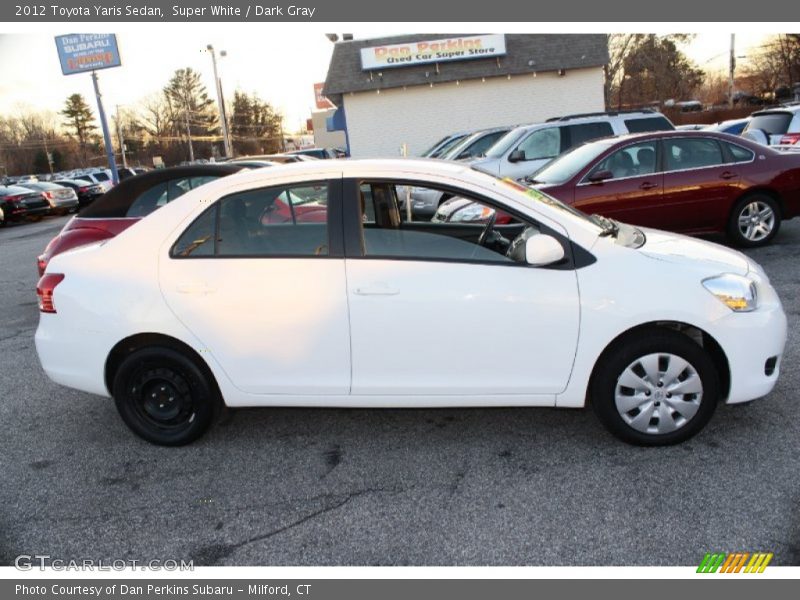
[35,159,787,446]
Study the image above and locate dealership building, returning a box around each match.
[323,34,610,157]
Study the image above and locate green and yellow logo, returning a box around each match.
[697,552,773,573]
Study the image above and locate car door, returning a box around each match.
[572,140,664,228]
[343,179,580,400]
[160,178,352,396]
[501,126,563,179]
[660,136,741,233]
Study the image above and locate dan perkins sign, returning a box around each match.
[54,34,121,76]
[360,35,506,70]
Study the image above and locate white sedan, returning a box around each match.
[35,159,787,446]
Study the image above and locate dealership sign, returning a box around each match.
[360,35,506,70]
[314,83,335,110]
[54,34,121,75]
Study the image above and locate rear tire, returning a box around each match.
[590,329,719,446]
[727,194,780,247]
[112,347,219,446]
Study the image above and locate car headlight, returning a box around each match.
[702,274,758,312]
[450,203,496,223]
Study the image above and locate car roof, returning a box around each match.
[0,185,38,195]
[78,163,247,219]
[566,129,777,155]
[752,105,800,115]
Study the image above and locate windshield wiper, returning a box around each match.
[592,214,619,237]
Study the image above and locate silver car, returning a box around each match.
[18,182,79,215]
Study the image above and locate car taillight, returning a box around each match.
[37,273,65,313]
[37,255,47,277]
[45,191,54,199]
[779,133,800,145]
[79,186,89,192]
[4,194,23,202]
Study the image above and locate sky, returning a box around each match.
[0,30,774,134]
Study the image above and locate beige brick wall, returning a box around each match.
[342,67,605,157]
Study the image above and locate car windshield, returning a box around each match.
[429,134,468,158]
[484,129,527,158]
[421,136,451,157]
[527,139,617,185]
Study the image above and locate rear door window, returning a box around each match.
[624,116,675,133]
[724,142,755,163]
[664,138,724,171]
[563,122,614,150]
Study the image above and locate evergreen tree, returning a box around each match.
[61,94,97,166]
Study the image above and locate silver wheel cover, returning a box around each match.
[615,353,703,435]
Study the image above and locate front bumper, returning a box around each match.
[710,286,787,404]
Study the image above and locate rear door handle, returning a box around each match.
[639,182,658,190]
[354,284,399,296]
[176,282,217,295]
[720,171,737,180]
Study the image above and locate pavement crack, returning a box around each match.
[196,486,400,564]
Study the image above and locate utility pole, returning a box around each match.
[42,135,54,174]
[207,45,232,158]
[115,105,128,169]
[729,33,736,109]
[183,98,195,163]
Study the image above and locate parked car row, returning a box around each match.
[412,109,676,218]
[434,130,800,248]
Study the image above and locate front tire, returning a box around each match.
[728,194,780,247]
[112,347,219,446]
[591,329,719,446]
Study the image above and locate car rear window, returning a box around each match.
[93,172,110,181]
[747,112,793,136]
[624,116,675,133]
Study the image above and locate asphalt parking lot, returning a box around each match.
[0,216,798,567]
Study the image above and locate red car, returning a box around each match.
[38,164,247,275]
[525,130,800,247]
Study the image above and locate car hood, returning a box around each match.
[466,157,501,175]
[637,228,751,276]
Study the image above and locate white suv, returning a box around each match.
[470,110,675,180]
[742,104,800,148]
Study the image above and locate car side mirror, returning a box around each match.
[525,234,565,267]
[508,149,527,163]
[588,169,613,183]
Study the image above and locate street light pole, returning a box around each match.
[207,44,233,158]
[115,105,128,169]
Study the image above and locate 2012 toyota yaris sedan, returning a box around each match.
[34,159,787,446]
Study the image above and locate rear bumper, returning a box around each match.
[7,205,50,219]
[35,315,113,397]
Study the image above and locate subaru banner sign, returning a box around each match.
[54,33,121,75]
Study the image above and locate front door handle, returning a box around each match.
[720,171,737,180]
[353,284,399,296]
[176,282,217,295]
[639,181,658,190]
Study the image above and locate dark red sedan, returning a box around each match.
[524,130,800,247]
